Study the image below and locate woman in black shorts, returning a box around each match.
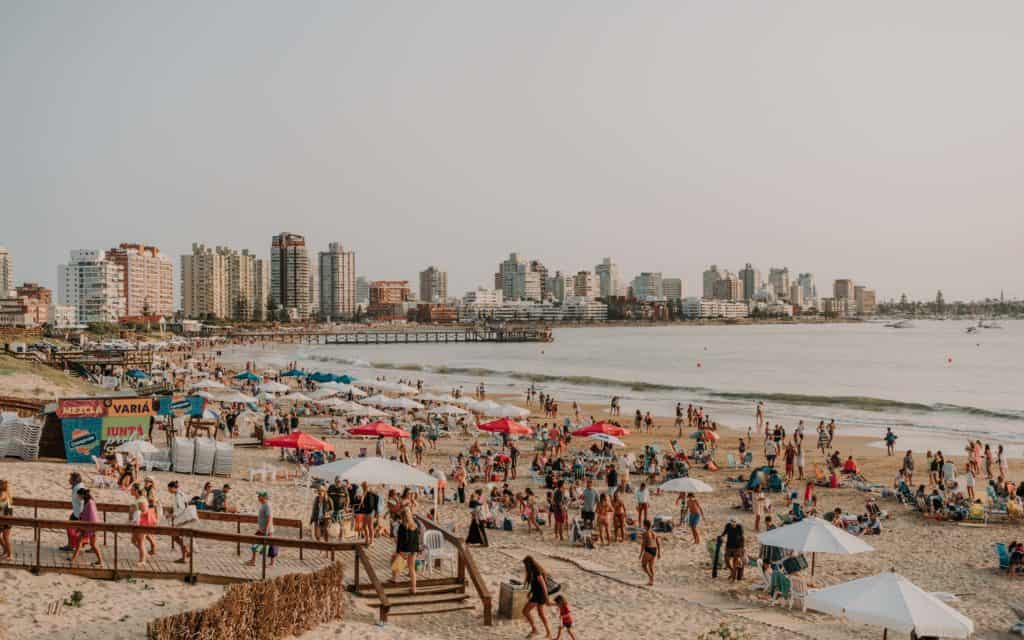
[523,555,555,638]
[393,509,421,593]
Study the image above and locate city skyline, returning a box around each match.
[4,3,1024,302]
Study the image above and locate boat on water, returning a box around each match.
[884,319,914,329]
[966,319,1003,333]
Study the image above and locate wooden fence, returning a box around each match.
[147,561,346,640]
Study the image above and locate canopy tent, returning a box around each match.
[263,431,335,452]
[478,418,533,435]
[348,421,410,438]
[416,392,457,403]
[428,404,469,416]
[315,397,359,410]
[572,422,632,437]
[233,371,261,382]
[258,381,290,394]
[307,388,339,400]
[310,457,437,488]
[189,379,225,390]
[756,516,874,575]
[125,369,149,379]
[659,477,714,493]
[588,433,625,447]
[805,571,974,639]
[280,369,305,377]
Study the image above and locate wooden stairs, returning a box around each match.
[350,577,476,618]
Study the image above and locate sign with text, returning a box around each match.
[57,399,105,419]
[61,418,103,463]
[104,397,158,417]
[101,416,149,444]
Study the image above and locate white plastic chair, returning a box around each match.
[422,529,457,574]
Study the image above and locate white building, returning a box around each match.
[662,278,684,301]
[49,304,77,328]
[319,243,357,320]
[594,257,622,299]
[631,272,664,301]
[58,250,125,324]
[797,273,817,302]
[681,297,750,319]
[548,272,574,303]
[0,246,12,296]
[738,263,761,301]
[769,267,791,301]
[462,288,503,306]
[355,276,370,305]
[494,253,542,301]
[702,265,724,299]
[563,297,608,322]
[457,298,606,323]
[573,271,597,300]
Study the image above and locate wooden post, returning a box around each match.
[261,540,267,580]
[299,525,304,561]
[102,510,107,545]
[113,530,119,580]
[188,534,194,582]
[457,551,466,583]
[33,523,41,575]
[353,548,360,588]
[236,521,241,556]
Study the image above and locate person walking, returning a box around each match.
[639,519,661,586]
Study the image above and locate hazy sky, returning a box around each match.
[3,1,1022,302]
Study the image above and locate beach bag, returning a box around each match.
[503,517,513,531]
[545,575,561,596]
[327,521,341,538]
[176,504,199,526]
[390,554,405,573]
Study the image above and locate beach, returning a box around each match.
[0,341,1020,640]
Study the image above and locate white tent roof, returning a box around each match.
[805,571,974,638]
[310,457,438,488]
[659,477,713,493]
[384,397,424,411]
[190,379,225,390]
[466,399,502,414]
[307,388,339,400]
[362,393,391,406]
[345,405,389,417]
[210,391,257,404]
[319,382,366,397]
[756,516,875,555]
[279,392,312,403]
[428,404,469,416]
[258,381,290,394]
[416,392,457,403]
[485,404,530,418]
[587,433,625,447]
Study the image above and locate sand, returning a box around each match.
[1,358,1020,640]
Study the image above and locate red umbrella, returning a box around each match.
[572,422,631,437]
[263,430,335,452]
[348,421,410,438]
[478,418,533,435]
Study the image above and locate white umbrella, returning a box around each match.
[279,392,312,403]
[310,457,438,488]
[308,387,339,400]
[417,392,456,403]
[362,394,391,406]
[485,404,530,418]
[386,397,424,411]
[659,477,714,493]
[588,433,625,447]
[190,379,224,390]
[320,382,366,397]
[805,571,974,639]
[258,381,290,394]
[428,404,469,416]
[345,405,389,418]
[314,397,348,408]
[756,516,874,575]
[212,391,257,405]
[115,440,158,455]
[466,399,502,414]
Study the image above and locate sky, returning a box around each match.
[2,1,1023,302]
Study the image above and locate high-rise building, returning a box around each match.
[308,264,318,317]
[368,281,412,319]
[181,244,228,319]
[595,257,622,299]
[0,247,12,296]
[270,232,311,318]
[768,267,791,301]
[738,263,761,301]
[319,243,357,320]
[104,244,174,318]
[58,250,125,324]
[419,265,448,303]
[797,273,817,302]
[854,286,876,316]
[548,272,574,303]
[530,260,549,301]
[662,278,684,301]
[702,265,723,299]
[355,277,370,305]
[712,272,742,301]
[631,272,664,301]
[572,271,597,300]
[789,282,804,307]
[253,258,270,321]
[833,279,856,304]
[494,253,542,301]
[224,248,268,321]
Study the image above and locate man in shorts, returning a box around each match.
[720,517,745,581]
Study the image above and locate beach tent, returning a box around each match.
[264,431,335,452]
[756,516,874,575]
[307,388,339,400]
[417,392,456,403]
[233,371,261,382]
[310,457,437,488]
[587,433,625,447]
[572,422,631,437]
[478,418,533,435]
[125,369,149,379]
[318,382,366,397]
[348,421,410,438]
[428,404,469,416]
[258,381,290,394]
[659,477,714,493]
[315,397,356,410]
[281,369,305,377]
[805,571,974,639]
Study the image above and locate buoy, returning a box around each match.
[697,362,702,368]
[947,357,953,364]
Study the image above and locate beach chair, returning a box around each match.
[966,502,988,525]
[741,452,753,468]
[90,456,116,488]
[788,574,810,611]
[770,569,792,607]
[423,529,457,573]
[738,489,753,511]
[726,453,737,469]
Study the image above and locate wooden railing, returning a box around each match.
[416,515,493,626]
[0,395,45,416]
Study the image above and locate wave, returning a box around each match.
[300,353,1024,423]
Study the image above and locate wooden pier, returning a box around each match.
[229,326,552,346]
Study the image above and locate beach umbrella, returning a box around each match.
[307,387,339,400]
[264,430,335,452]
[756,516,874,575]
[466,399,502,414]
[348,421,410,438]
[485,404,531,418]
[428,404,469,416]
[279,392,312,403]
[335,374,355,384]
[308,372,335,383]
[417,392,456,403]
[804,571,974,639]
[319,382,366,397]
[258,381,290,394]
[572,422,631,437]
[362,394,391,406]
[587,433,625,448]
[190,379,225,390]
[385,397,424,411]
[125,369,149,379]
[345,405,389,418]
[281,369,305,377]
[233,371,261,382]
[478,418,533,435]
[315,397,353,409]
[211,391,258,405]
[115,440,158,455]
[310,457,436,488]
[659,477,714,493]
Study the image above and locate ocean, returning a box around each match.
[224,319,1024,453]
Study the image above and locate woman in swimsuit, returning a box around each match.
[522,555,554,638]
[595,494,612,545]
[639,519,660,586]
[612,492,627,542]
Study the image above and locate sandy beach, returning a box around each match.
[0,352,1020,640]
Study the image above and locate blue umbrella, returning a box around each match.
[125,369,149,379]
[308,372,334,383]
[281,369,305,377]
[336,374,355,384]
[233,371,261,382]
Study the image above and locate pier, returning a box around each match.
[227,326,552,345]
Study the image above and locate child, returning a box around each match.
[554,594,576,640]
